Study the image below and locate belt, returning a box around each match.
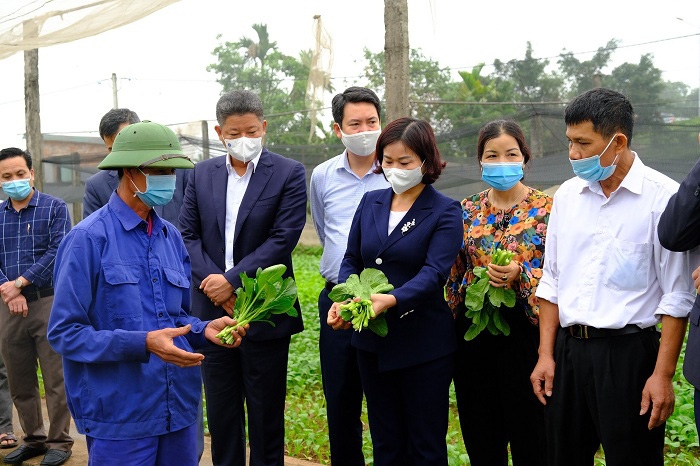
[22,287,54,303]
[325,281,337,292]
[567,323,657,339]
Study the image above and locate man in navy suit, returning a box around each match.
[658,133,700,434]
[83,108,189,228]
[180,90,307,466]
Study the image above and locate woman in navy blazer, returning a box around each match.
[328,118,463,466]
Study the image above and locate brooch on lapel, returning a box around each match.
[401,218,416,235]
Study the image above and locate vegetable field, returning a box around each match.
[218,245,700,465]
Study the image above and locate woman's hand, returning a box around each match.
[370,293,397,317]
[487,260,522,288]
[327,302,351,330]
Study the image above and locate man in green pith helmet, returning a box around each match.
[47,121,247,465]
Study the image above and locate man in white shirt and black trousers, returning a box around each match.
[530,87,695,466]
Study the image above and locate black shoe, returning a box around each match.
[3,444,48,464]
[40,449,72,466]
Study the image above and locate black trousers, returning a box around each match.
[545,327,664,466]
[358,350,453,466]
[453,306,547,466]
[201,336,291,466]
[318,288,365,466]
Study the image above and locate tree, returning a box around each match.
[558,39,619,97]
[492,42,563,103]
[383,0,410,121]
[207,24,332,144]
[362,47,456,131]
[606,54,664,123]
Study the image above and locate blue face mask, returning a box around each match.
[130,170,176,207]
[1,177,32,201]
[481,162,523,191]
[569,135,619,182]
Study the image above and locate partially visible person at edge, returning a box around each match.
[446,120,550,466]
[529,87,694,466]
[83,108,190,229]
[309,86,389,466]
[180,90,307,466]
[47,121,246,466]
[327,117,463,466]
[657,130,700,435]
[0,147,74,466]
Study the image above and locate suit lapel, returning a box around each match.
[372,188,392,242]
[211,157,228,240]
[234,150,273,240]
[377,185,436,256]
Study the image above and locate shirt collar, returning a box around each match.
[2,188,39,211]
[108,192,165,235]
[579,152,643,196]
[225,151,261,175]
[337,149,379,178]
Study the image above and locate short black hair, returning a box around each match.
[374,117,445,185]
[99,108,140,140]
[331,87,381,125]
[564,88,635,145]
[0,147,32,169]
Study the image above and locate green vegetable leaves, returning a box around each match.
[216,264,298,344]
[329,268,393,337]
[463,253,516,341]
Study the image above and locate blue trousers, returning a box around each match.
[86,423,197,466]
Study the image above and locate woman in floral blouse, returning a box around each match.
[446,120,553,466]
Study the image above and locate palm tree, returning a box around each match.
[235,23,277,70]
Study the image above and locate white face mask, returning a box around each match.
[340,129,381,157]
[383,161,424,194]
[224,137,262,163]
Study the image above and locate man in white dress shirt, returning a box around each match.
[530,87,694,466]
[310,86,389,466]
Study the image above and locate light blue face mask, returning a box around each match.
[569,135,619,182]
[1,178,32,201]
[481,162,524,191]
[130,170,176,207]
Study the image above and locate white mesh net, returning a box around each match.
[0,0,179,60]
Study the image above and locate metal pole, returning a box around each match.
[112,73,118,109]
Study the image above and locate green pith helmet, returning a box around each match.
[98,120,194,170]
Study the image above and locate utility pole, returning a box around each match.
[384,0,410,122]
[23,20,43,191]
[112,73,119,109]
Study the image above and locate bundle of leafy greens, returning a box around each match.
[215,264,298,344]
[328,268,394,337]
[463,247,516,340]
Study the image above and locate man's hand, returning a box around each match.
[640,372,676,429]
[221,295,237,316]
[205,316,248,348]
[0,281,21,304]
[6,295,28,318]
[146,325,205,367]
[200,274,234,306]
[530,355,556,405]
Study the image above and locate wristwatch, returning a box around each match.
[14,278,24,289]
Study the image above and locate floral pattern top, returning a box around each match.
[446,187,553,325]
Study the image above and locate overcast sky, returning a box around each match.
[0,0,698,149]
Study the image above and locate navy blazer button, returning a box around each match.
[375,258,382,265]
